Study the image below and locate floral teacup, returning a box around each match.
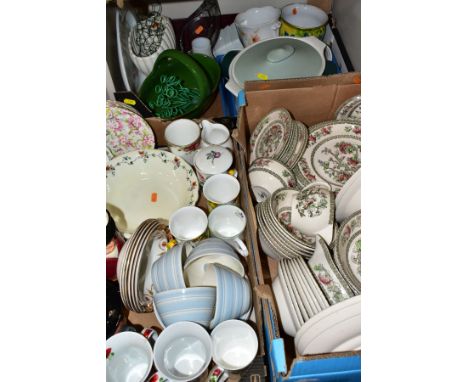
[164,119,201,165]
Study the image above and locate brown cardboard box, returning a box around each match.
[126,117,268,381]
[234,72,361,379]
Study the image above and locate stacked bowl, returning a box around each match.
[151,238,252,329]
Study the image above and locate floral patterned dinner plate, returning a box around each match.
[106,100,156,161]
[249,108,293,164]
[335,95,361,122]
[107,150,199,237]
[294,120,361,192]
[333,210,361,294]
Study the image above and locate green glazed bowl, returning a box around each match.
[190,53,221,94]
[138,49,211,120]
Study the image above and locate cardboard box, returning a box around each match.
[234,72,362,381]
[126,117,268,382]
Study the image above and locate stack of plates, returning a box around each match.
[117,219,168,313]
[106,100,155,162]
[294,295,361,355]
[334,210,361,294]
[249,108,308,168]
[273,257,329,337]
[256,188,316,260]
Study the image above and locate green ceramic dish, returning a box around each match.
[190,53,221,94]
[138,49,211,120]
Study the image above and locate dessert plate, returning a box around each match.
[335,95,361,122]
[281,260,310,322]
[294,257,330,311]
[249,108,293,164]
[286,259,321,316]
[295,120,361,192]
[272,277,296,336]
[334,211,361,294]
[278,262,303,330]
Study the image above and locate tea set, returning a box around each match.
[248,96,362,355]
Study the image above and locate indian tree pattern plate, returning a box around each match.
[335,95,361,122]
[295,120,361,192]
[249,108,293,164]
[106,100,156,162]
[333,210,361,294]
[106,150,199,236]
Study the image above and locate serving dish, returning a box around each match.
[106,150,199,237]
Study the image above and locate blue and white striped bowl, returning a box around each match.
[151,244,187,293]
[209,264,252,329]
[154,287,216,329]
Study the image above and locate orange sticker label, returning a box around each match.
[151,192,158,202]
[194,25,204,35]
[123,98,136,105]
[353,75,361,84]
[292,7,298,15]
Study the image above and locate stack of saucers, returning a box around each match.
[248,108,308,202]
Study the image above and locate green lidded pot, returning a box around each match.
[279,3,328,40]
[138,49,211,120]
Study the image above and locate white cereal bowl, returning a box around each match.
[248,158,297,202]
[106,331,153,382]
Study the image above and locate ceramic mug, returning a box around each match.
[208,205,248,257]
[234,6,281,47]
[279,3,328,40]
[200,120,233,151]
[153,321,213,382]
[169,206,208,246]
[203,173,240,212]
[106,331,153,382]
[210,320,259,372]
[193,145,233,185]
[164,119,201,165]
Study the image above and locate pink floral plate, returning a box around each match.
[294,120,361,192]
[249,108,293,164]
[106,100,156,161]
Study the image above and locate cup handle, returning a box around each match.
[229,237,248,257]
[141,327,159,348]
[271,21,281,31]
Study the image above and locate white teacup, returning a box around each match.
[200,120,233,151]
[169,206,208,245]
[164,119,201,165]
[203,173,240,212]
[235,6,281,47]
[208,205,248,257]
[153,321,213,382]
[211,320,258,372]
[106,331,153,382]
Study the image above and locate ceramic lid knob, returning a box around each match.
[266,45,295,63]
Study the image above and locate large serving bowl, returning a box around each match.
[279,3,328,40]
[106,150,199,237]
[153,287,216,328]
